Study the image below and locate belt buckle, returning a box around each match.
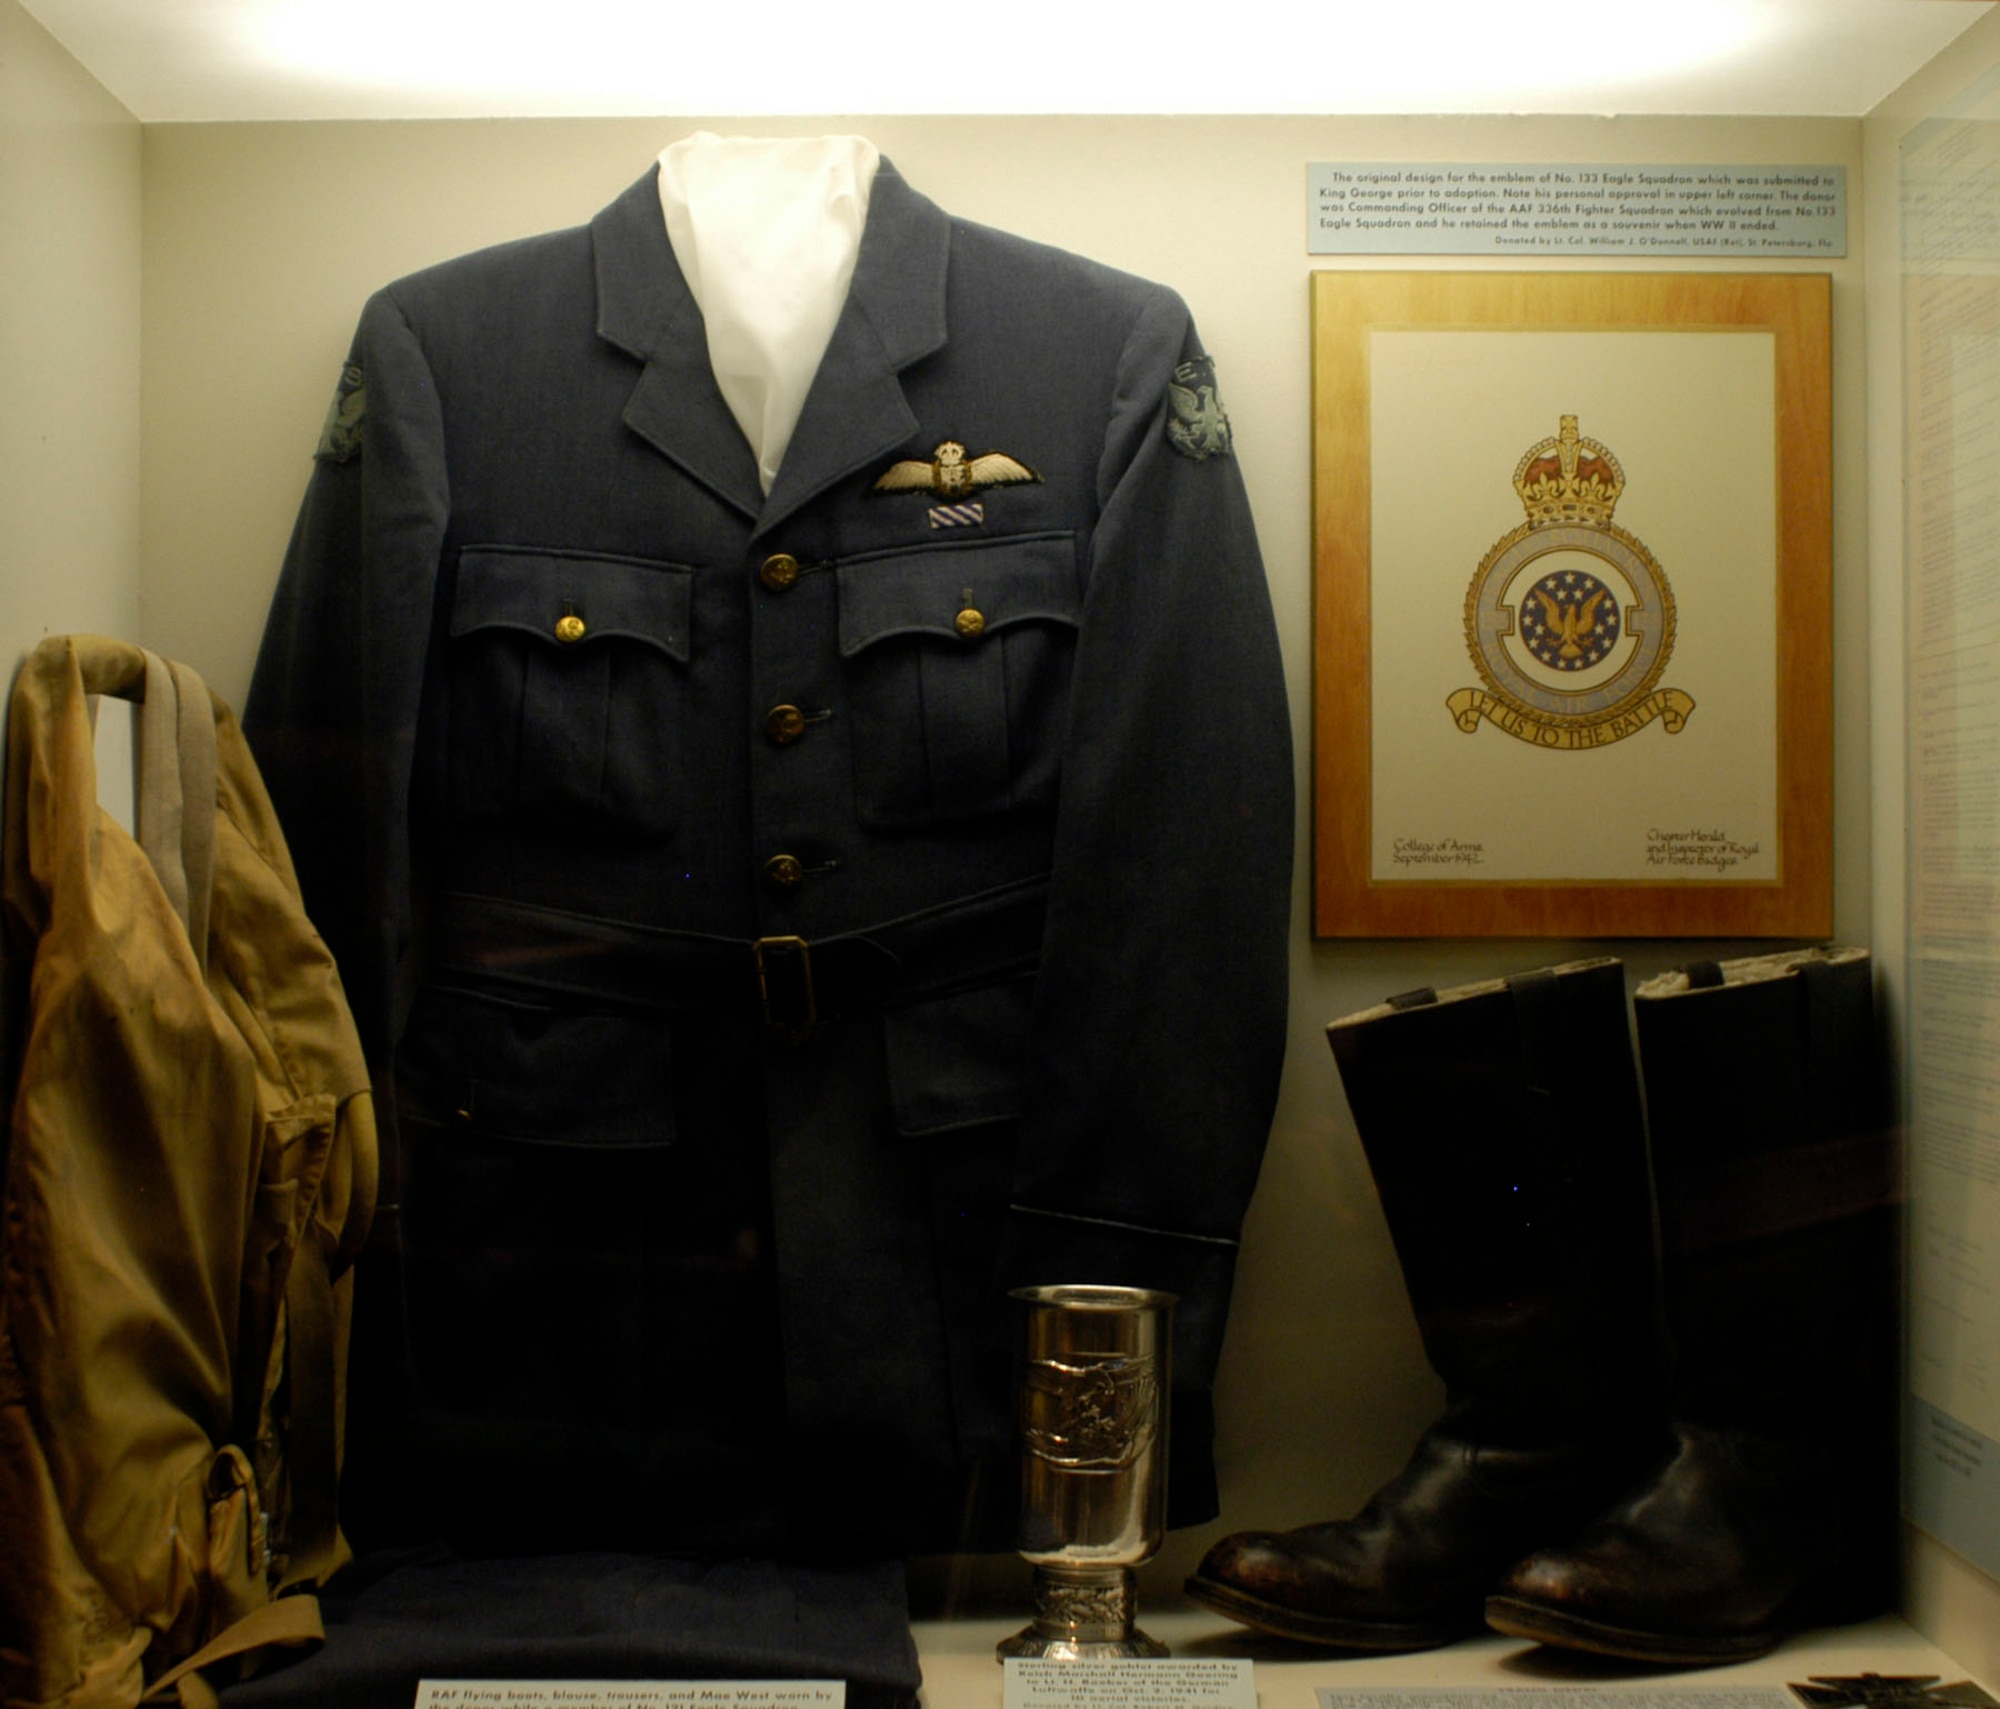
[754,935,816,1043]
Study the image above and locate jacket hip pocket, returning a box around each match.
[393,984,680,1415]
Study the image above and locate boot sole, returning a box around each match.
[1483,1594,1784,1665]
[1185,1572,1481,1652]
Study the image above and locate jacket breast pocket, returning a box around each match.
[447,546,693,840]
[838,533,1080,829]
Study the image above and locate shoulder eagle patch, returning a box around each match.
[1166,357,1233,461]
[315,362,367,464]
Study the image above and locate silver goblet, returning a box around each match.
[997,1283,1176,1661]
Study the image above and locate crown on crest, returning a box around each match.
[1512,415,1625,527]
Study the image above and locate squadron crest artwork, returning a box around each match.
[1448,414,1694,749]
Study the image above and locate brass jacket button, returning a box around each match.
[763,853,805,889]
[760,552,800,592]
[554,613,586,644]
[955,607,986,639]
[764,704,808,746]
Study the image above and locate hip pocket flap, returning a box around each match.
[884,975,1034,1137]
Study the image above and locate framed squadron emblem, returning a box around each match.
[1311,272,1831,938]
[1450,414,1693,751]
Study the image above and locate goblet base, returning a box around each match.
[995,1567,1170,1661]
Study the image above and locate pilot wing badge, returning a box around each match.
[872,440,1041,529]
[1447,414,1694,751]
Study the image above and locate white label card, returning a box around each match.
[414,1683,845,1709]
[1004,1658,1255,1709]
[1317,1690,1798,1709]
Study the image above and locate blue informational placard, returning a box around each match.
[1307,162,1846,256]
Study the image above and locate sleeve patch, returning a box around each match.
[1165,356,1233,461]
[315,362,367,464]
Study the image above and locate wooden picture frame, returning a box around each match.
[1311,271,1832,939]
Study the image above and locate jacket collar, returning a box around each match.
[593,159,951,534]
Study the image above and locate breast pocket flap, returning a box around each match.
[452,548,693,664]
[837,535,1079,655]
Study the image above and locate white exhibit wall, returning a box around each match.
[0,0,141,709]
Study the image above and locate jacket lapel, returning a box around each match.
[592,171,764,523]
[755,162,951,540]
[591,160,953,537]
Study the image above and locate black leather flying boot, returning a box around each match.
[1186,959,1665,1650]
[1487,947,1897,1665]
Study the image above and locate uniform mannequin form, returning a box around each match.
[244,130,1293,1559]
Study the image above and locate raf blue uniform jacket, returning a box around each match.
[245,162,1292,1555]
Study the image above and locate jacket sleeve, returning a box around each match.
[998,289,1294,1515]
[242,288,448,1071]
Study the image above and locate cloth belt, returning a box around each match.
[427,880,1048,1039]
